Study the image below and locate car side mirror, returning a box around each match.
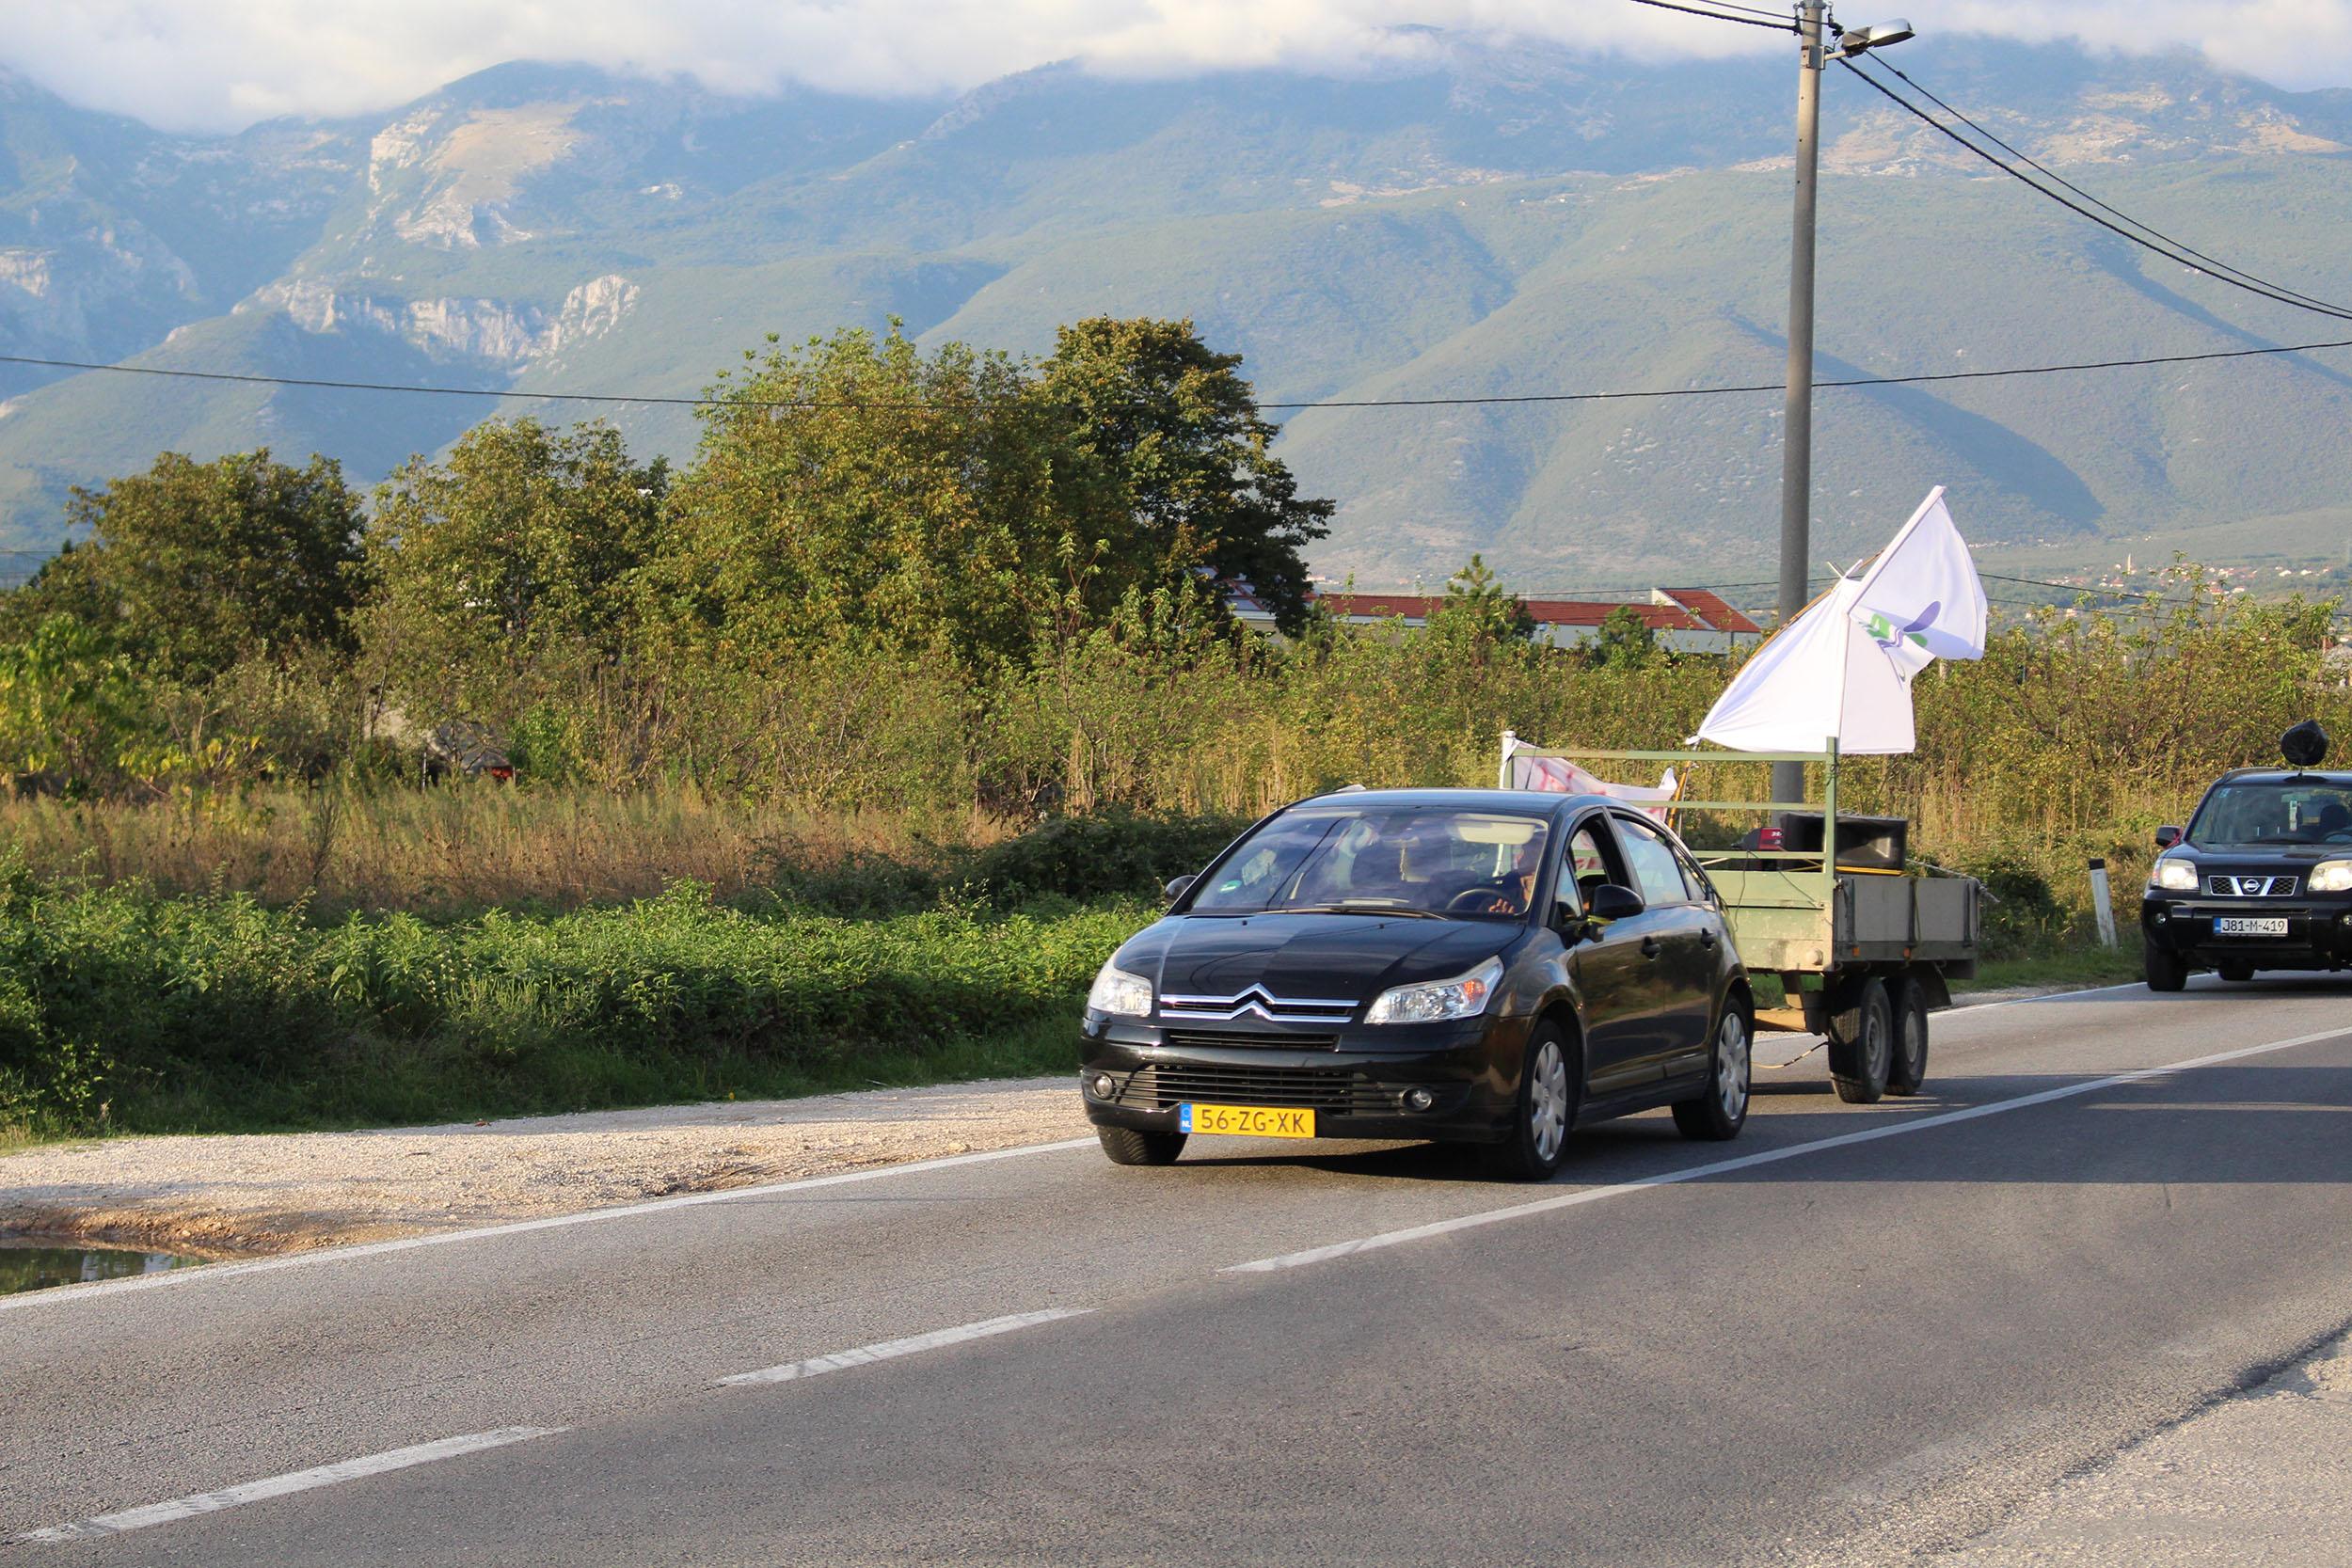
[1586,883,1645,923]
[1164,874,1197,903]
[2153,825,2183,850]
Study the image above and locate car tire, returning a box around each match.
[1885,975,1931,1097]
[1096,1125,1186,1166]
[2144,945,2189,992]
[1826,977,1893,1105]
[1672,999,1752,1141]
[1485,1022,1579,1181]
[2217,959,2256,983]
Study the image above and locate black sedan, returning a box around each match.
[1078,788,1756,1180]
[2142,766,2352,988]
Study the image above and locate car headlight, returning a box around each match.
[2152,859,2199,892]
[1086,960,1153,1018]
[2312,861,2352,894]
[1365,956,1505,1025]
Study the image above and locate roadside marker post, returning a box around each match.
[2088,858,2118,947]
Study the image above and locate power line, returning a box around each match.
[1980,571,2167,603]
[1839,57,2352,326]
[1868,58,2352,321]
[17,333,2352,415]
[1622,0,1797,32]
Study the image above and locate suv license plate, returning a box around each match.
[1180,1103,1314,1138]
[2215,916,2288,936]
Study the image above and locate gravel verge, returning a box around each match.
[0,1076,1087,1258]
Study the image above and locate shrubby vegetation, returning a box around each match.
[2,310,2344,1138]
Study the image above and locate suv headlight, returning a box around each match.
[2312,861,2352,894]
[2152,859,2199,892]
[1365,956,1505,1025]
[1086,960,1153,1018]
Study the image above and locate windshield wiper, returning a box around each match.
[1284,903,1448,920]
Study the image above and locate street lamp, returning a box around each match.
[1771,4,1913,811]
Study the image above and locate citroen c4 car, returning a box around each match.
[1077,788,1756,1180]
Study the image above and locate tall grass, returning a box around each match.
[0,873,1142,1138]
[0,784,1019,917]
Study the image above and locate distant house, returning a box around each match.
[1226,584,1763,654]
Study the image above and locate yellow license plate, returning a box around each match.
[1180,1103,1315,1138]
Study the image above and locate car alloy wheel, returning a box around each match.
[1715,1009,1751,1122]
[1529,1037,1569,1164]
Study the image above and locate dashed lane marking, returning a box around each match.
[716,1309,1094,1387]
[16,1427,564,1543]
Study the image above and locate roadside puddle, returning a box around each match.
[0,1241,199,1295]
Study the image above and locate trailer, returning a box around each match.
[1501,737,1980,1104]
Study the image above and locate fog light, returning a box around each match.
[2153,910,2169,924]
[1090,1073,1116,1100]
[1405,1086,1437,1112]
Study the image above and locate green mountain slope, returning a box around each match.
[4,36,2352,586]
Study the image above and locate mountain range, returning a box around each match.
[5,32,2352,592]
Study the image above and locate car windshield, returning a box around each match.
[1188,806,1550,920]
[2188,782,2352,847]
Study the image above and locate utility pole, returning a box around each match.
[1772,0,1828,813]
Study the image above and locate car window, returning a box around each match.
[1561,818,1623,913]
[2189,782,2352,847]
[1613,816,1691,909]
[1189,806,1551,920]
[1671,842,1714,904]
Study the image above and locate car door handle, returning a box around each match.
[1640,936,1661,958]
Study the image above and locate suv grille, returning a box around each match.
[2206,874,2299,897]
[1113,1064,1402,1117]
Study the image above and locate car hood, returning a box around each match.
[1119,913,1518,1004]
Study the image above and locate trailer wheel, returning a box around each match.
[1886,975,1930,1096]
[1826,977,1892,1104]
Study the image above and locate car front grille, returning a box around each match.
[1113,1063,1403,1117]
[1157,988,1359,1026]
[1159,1029,1342,1053]
[2206,874,2300,897]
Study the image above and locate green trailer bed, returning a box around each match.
[1499,738,1982,1103]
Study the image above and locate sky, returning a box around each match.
[8,0,2352,133]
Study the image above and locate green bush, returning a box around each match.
[966,810,1251,908]
[0,869,1147,1137]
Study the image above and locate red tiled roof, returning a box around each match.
[1658,588,1762,635]
[1316,594,1724,632]
[1228,583,1762,637]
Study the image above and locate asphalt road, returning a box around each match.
[7,975,2352,1565]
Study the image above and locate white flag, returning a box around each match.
[1694,576,1917,755]
[1846,486,1987,683]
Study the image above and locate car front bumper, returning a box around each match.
[1077,1012,1526,1145]
[2141,895,2352,969]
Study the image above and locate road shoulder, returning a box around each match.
[0,1076,1086,1257]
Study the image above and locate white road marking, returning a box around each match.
[1,1136,1100,1315]
[15,1426,563,1543]
[1225,1023,2351,1275]
[717,1309,1094,1386]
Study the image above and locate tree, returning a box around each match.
[1038,317,1331,635]
[1589,604,1661,669]
[1424,554,1535,650]
[653,325,1098,668]
[58,451,368,679]
[366,420,668,719]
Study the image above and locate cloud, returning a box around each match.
[5,0,2350,134]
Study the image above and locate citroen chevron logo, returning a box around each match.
[1158,986,1359,1023]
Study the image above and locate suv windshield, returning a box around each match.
[2188,782,2352,847]
[1189,806,1550,920]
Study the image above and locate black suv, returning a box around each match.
[1077,788,1755,1180]
[2141,766,2352,989]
